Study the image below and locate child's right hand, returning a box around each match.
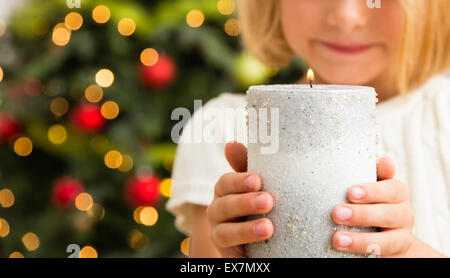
[206,142,274,257]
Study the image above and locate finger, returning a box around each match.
[212,218,274,249]
[225,141,248,172]
[332,229,414,257]
[208,192,273,223]
[214,172,262,198]
[332,202,414,228]
[347,179,410,204]
[377,157,395,181]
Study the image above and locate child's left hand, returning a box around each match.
[331,157,416,257]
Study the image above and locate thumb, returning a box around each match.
[225,141,247,173]
[377,156,396,181]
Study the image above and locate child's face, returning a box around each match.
[280,0,403,85]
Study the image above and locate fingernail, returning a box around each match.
[351,186,365,199]
[245,175,258,190]
[253,193,267,210]
[338,234,352,247]
[336,207,352,221]
[254,221,267,236]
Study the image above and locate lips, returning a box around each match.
[318,41,375,55]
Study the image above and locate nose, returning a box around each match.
[326,0,368,33]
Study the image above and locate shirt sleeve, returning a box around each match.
[165,93,246,236]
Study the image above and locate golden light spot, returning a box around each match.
[101,101,119,120]
[9,252,24,258]
[186,10,204,28]
[224,18,240,36]
[75,192,94,211]
[133,206,144,224]
[159,178,172,198]
[52,23,71,46]
[118,154,133,172]
[0,19,6,37]
[48,124,67,145]
[217,0,236,15]
[85,84,104,103]
[65,12,83,31]
[104,150,123,169]
[95,69,114,88]
[180,237,191,256]
[87,203,105,222]
[0,66,4,83]
[22,232,40,251]
[14,137,33,157]
[140,48,159,67]
[117,18,136,36]
[0,188,15,208]
[92,5,111,24]
[0,218,10,237]
[127,229,149,250]
[80,246,98,258]
[139,206,158,226]
[50,97,69,117]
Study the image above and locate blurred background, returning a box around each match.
[0,0,306,258]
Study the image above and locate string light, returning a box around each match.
[75,192,94,211]
[133,206,144,224]
[217,0,236,15]
[159,178,172,198]
[139,206,158,226]
[0,19,6,37]
[186,10,204,28]
[180,237,191,256]
[50,97,69,117]
[92,5,110,24]
[127,229,149,250]
[118,154,134,172]
[85,84,104,103]
[52,23,71,46]
[104,150,123,169]
[95,69,114,88]
[117,18,136,36]
[65,12,83,30]
[140,48,159,66]
[14,137,33,156]
[224,18,240,36]
[9,252,24,258]
[0,218,10,237]
[48,124,67,145]
[101,101,119,120]
[0,66,4,83]
[0,188,15,208]
[80,246,98,258]
[22,232,40,251]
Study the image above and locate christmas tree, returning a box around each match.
[0,0,305,258]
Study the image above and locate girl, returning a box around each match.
[167,0,450,257]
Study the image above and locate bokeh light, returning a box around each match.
[92,5,111,24]
[80,246,98,258]
[87,203,105,222]
[50,97,69,117]
[127,229,149,250]
[9,252,24,258]
[118,154,134,172]
[65,12,83,30]
[139,206,158,226]
[140,48,159,66]
[0,218,10,237]
[52,23,71,46]
[186,10,204,28]
[75,192,94,211]
[22,232,40,251]
[48,124,67,145]
[159,178,172,198]
[85,84,104,103]
[95,69,114,88]
[133,206,144,224]
[0,188,15,208]
[180,237,191,256]
[0,66,4,83]
[101,101,119,120]
[14,137,33,157]
[118,18,136,36]
[217,0,236,15]
[104,150,123,169]
[0,19,6,37]
[224,18,240,36]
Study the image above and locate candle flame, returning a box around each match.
[307,68,315,81]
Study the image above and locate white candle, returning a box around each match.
[245,83,379,258]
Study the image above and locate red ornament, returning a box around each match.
[0,113,21,143]
[124,173,160,207]
[138,54,176,89]
[52,176,85,209]
[70,103,105,133]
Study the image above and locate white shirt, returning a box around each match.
[166,73,450,256]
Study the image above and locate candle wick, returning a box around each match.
[310,80,313,88]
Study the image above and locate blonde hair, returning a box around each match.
[237,0,450,95]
